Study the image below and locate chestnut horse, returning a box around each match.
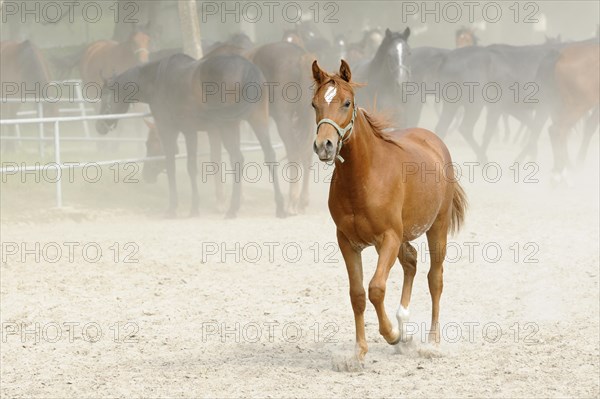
[548,42,599,179]
[79,31,150,86]
[0,40,57,150]
[311,60,467,370]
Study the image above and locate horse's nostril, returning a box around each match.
[325,139,334,150]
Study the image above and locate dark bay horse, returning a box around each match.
[311,60,467,370]
[97,53,285,218]
[80,31,150,86]
[353,28,411,127]
[247,42,316,214]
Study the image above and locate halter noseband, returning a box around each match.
[316,98,357,163]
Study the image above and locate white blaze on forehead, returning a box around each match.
[396,42,404,62]
[324,85,337,105]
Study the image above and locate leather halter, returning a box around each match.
[315,98,357,163]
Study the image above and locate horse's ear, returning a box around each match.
[402,27,411,40]
[312,60,327,84]
[339,59,352,83]
[385,28,392,37]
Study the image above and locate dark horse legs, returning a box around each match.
[220,122,244,219]
[161,130,178,218]
[247,114,286,218]
[183,131,199,217]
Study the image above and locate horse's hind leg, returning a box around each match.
[425,219,449,344]
[156,122,179,218]
[207,130,226,211]
[220,123,243,218]
[183,131,199,217]
[247,112,286,218]
[396,242,417,343]
[577,106,599,165]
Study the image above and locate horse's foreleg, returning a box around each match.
[183,131,199,217]
[458,105,486,163]
[299,153,312,212]
[397,242,418,343]
[164,147,178,218]
[220,125,243,219]
[207,131,225,210]
[577,106,599,165]
[549,106,585,176]
[480,105,501,157]
[425,221,448,344]
[337,230,368,365]
[370,233,401,345]
[434,102,459,139]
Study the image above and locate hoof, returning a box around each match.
[332,354,364,372]
[276,208,289,218]
[386,328,401,345]
[163,210,177,219]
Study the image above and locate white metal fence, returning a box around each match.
[1,80,281,208]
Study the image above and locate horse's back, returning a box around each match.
[386,127,453,165]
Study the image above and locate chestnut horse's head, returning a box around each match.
[311,59,358,163]
[129,31,150,64]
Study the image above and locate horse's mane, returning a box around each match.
[321,75,402,149]
[361,109,403,149]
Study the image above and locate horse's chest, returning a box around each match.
[329,193,391,248]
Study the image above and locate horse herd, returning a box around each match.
[1,25,598,217]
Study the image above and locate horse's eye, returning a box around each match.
[344,100,351,107]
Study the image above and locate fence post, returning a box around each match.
[53,120,62,208]
[37,102,45,157]
[75,82,91,137]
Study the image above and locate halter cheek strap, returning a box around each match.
[315,98,357,163]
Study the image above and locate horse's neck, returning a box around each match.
[119,67,149,103]
[369,41,389,71]
[335,111,378,179]
[115,40,137,62]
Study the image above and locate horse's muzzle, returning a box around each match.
[314,139,335,162]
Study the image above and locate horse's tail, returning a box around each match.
[449,181,467,236]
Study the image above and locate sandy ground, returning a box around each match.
[1,132,599,398]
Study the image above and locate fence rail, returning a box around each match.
[1,81,281,208]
